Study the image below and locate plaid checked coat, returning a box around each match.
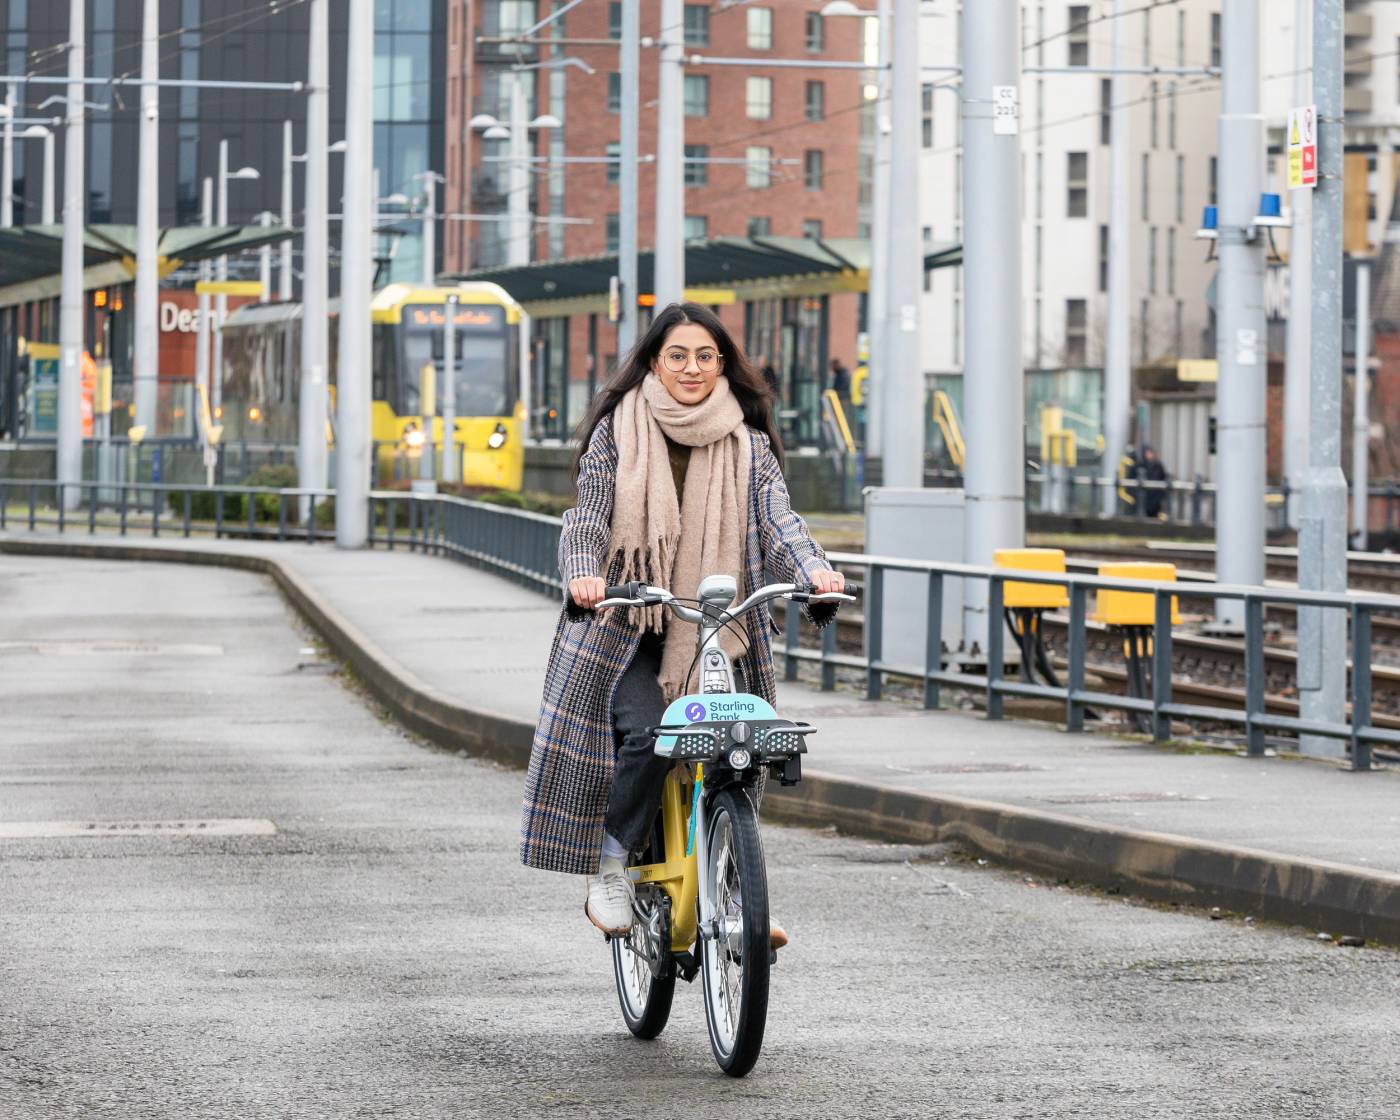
[519,416,831,874]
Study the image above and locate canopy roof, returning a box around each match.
[0,223,294,307]
[447,236,962,317]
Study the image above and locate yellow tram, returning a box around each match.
[220,282,526,491]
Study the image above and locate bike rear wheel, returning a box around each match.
[699,787,770,1077]
[612,887,676,1039]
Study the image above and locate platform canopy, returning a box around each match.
[0,223,294,307]
[447,235,962,318]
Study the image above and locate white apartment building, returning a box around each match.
[917,2,1225,443]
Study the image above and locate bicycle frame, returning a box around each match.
[631,765,703,953]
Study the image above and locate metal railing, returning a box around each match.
[786,551,1399,772]
[7,477,1395,768]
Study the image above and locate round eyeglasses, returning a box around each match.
[660,348,722,374]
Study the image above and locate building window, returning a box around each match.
[1175,154,1184,222]
[608,72,621,113]
[607,141,620,184]
[1174,299,1184,354]
[1066,298,1088,365]
[747,146,772,189]
[1168,84,1177,148]
[804,149,824,190]
[1141,10,1151,66]
[805,12,824,52]
[1067,151,1088,217]
[1148,226,1158,293]
[747,216,771,237]
[746,76,772,120]
[1167,227,1176,294]
[1210,13,1221,69]
[1098,224,1109,293]
[684,4,710,47]
[684,74,709,117]
[803,218,822,239]
[921,83,934,147]
[608,1,621,39]
[1177,10,1185,66]
[684,214,708,240]
[606,212,619,253]
[747,7,773,50]
[1150,80,1159,147]
[1209,154,1217,205]
[1141,152,1150,218]
[1099,78,1111,145]
[806,80,825,122]
[684,143,708,187]
[1140,298,1150,362]
[1068,5,1089,67]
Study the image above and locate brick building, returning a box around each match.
[444,0,868,443]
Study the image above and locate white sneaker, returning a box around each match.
[585,856,635,935]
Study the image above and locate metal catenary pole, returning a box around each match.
[441,293,459,482]
[132,0,159,435]
[335,0,374,548]
[880,0,922,488]
[960,0,1024,651]
[281,119,294,301]
[299,0,330,516]
[507,76,531,267]
[1283,0,1312,529]
[258,211,273,302]
[1297,0,1348,758]
[421,172,437,285]
[616,0,640,357]
[865,0,891,463]
[196,176,212,451]
[57,0,85,512]
[38,126,54,224]
[2,82,14,228]
[214,138,229,418]
[1352,255,1371,549]
[1212,0,1267,632]
[653,0,685,307]
[1100,0,1131,518]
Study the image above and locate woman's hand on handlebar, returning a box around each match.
[811,569,846,596]
[569,576,607,611]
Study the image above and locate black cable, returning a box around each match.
[667,595,756,698]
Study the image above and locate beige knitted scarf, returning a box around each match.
[609,373,752,701]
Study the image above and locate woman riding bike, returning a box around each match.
[519,302,844,944]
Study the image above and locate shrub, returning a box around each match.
[245,463,299,522]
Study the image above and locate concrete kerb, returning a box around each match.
[7,533,1400,944]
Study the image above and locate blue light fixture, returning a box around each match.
[1195,204,1219,240]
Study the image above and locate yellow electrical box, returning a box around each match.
[1094,562,1181,626]
[995,547,1070,610]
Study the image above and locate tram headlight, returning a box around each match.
[487,422,508,450]
[404,427,425,449]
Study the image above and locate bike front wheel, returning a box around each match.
[612,887,675,1039]
[699,786,770,1077]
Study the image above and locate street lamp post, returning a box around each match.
[196,176,213,461]
[300,0,333,520]
[442,293,459,482]
[414,170,445,285]
[2,84,15,228]
[213,139,260,417]
[18,126,53,224]
[281,119,295,300]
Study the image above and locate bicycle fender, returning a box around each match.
[655,693,777,754]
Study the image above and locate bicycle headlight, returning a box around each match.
[728,748,751,770]
[487,423,508,449]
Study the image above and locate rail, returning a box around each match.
[6,478,1395,769]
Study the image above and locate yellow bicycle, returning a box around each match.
[597,574,854,1077]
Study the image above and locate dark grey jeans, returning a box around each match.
[605,632,672,853]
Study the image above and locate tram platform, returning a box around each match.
[4,530,1400,942]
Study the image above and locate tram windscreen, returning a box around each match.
[401,303,511,418]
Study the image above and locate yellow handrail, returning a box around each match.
[822,389,856,454]
[932,389,965,470]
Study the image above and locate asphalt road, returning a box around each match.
[3,554,1399,1119]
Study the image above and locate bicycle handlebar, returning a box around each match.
[591,581,857,622]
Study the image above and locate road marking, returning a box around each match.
[0,640,224,656]
[0,818,277,838]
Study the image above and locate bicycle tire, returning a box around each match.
[699,786,770,1077]
[611,889,676,1039]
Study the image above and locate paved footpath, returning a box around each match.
[4,553,1400,1118]
[5,531,1400,940]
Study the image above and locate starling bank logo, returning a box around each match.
[684,702,706,721]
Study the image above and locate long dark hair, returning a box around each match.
[573,302,783,479]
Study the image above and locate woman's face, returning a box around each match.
[653,322,723,405]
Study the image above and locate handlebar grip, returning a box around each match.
[604,581,644,600]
